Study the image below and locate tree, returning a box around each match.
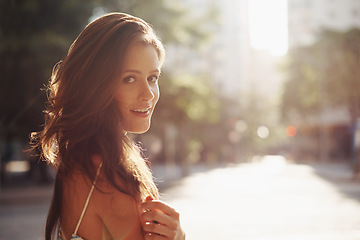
[281,28,360,124]
[0,0,99,140]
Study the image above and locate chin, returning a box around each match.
[129,129,149,134]
[127,125,151,134]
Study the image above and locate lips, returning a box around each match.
[130,106,152,117]
[131,108,150,113]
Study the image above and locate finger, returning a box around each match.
[144,196,158,223]
[141,200,180,218]
[143,221,177,238]
[144,232,167,240]
[142,209,177,230]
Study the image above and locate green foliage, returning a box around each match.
[101,0,215,47]
[281,28,360,122]
[169,73,219,122]
[0,0,98,138]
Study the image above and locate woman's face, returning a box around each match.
[115,43,160,134]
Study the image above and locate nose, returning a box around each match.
[139,80,155,101]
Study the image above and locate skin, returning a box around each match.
[114,43,160,134]
[61,44,185,240]
[115,43,185,240]
[61,161,145,240]
[141,197,186,240]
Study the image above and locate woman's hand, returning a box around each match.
[141,197,185,240]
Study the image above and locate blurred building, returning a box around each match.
[167,0,287,101]
[165,0,247,97]
[288,0,360,48]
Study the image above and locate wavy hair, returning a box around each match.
[31,13,165,239]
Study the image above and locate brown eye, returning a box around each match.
[148,75,158,83]
[123,76,135,83]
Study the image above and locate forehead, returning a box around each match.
[122,43,160,71]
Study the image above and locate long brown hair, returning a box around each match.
[31,13,165,239]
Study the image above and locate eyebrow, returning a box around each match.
[123,69,161,74]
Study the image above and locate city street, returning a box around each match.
[162,156,360,240]
[1,155,360,240]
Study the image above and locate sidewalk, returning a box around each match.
[0,183,53,206]
[310,162,354,180]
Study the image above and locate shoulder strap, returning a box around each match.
[73,162,103,235]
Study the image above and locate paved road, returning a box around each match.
[0,183,51,240]
[162,156,360,240]
[0,202,49,240]
[1,156,360,240]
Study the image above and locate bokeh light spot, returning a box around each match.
[286,125,297,137]
[257,125,270,139]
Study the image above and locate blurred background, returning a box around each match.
[1,0,360,239]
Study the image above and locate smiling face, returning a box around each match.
[115,43,161,134]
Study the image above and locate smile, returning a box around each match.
[130,107,152,118]
[131,108,151,113]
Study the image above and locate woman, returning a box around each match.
[32,13,185,240]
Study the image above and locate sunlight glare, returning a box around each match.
[248,0,288,56]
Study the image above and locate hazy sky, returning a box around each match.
[248,0,288,56]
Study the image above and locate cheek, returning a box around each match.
[153,87,160,103]
[114,90,131,107]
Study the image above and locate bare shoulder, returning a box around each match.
[93,180,139,218]
[91,155,138,217]
[61,169,103,240]
[90,156,144,239]
[93,180,144,240]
